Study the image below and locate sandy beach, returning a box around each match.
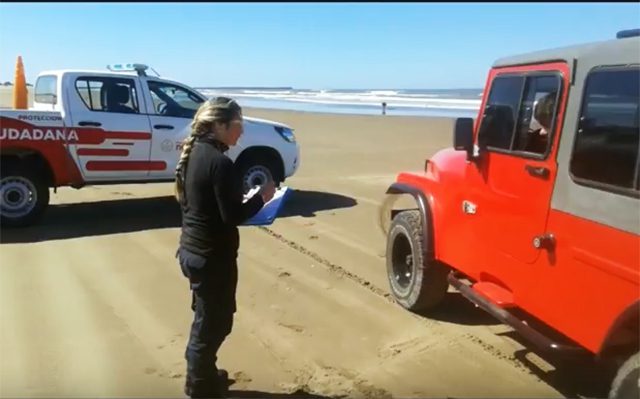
[0,89,602,398]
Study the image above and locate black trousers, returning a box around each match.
[177,247,238,396]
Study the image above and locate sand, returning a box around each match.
[0,91,601,397]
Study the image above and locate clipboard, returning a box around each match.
[241,186,291,226]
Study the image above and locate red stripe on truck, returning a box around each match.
[72,130,152,145]
[77,148,129,156]
[85,161,167,171]
[0,116,151,145]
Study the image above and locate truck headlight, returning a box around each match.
[275,126,296,143]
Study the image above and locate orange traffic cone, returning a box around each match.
[13,56,28,109]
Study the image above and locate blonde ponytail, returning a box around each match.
[174,134,197,203]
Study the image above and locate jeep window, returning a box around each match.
[512,75,561,155]
[75,77,140,114]
[148,81,204,119]
[35,75,57,104]
[570,67,640,195]
[477,76,524,151]
[478,73,562,157]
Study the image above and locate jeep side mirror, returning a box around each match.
[453,117,475,161]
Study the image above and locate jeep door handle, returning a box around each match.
[154,124,174,130]
[78,121,102,127]
[533,233,555,250]
[525,164,550,179]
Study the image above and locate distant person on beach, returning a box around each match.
[174,97,275,398]
[382,102,387,115]
[525,91,556,154]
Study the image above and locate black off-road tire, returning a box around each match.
[0,163,50,228]
[609,352,639,399]
[386,209,449,312]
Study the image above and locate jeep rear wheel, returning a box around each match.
[386,209,449,312]
[1,164,50,227]
[609,352,639,399]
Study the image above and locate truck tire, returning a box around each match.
[609,352,639,399]
[386,209,449,312]
[0,163,50,227]
[236,156,278,194]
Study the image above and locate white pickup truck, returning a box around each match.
[0,64,300,227]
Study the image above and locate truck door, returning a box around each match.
[468,63,569,273]
[68,75,154,181]
[142,79,204,179]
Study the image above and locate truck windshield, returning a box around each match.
[148,81,205,118]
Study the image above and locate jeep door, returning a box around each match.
[538,65,640,351]
[67,74,154,181]
[467,63,569,282]
[142,79,205,179]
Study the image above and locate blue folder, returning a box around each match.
[242,186,291,226]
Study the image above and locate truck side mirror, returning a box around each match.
[453,117,475,161]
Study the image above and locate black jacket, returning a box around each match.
[179,136,264,258]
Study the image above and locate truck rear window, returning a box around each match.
[34,75,57,104]
[570,67,640,196]
[75,77,139,114]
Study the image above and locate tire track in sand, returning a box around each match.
[257,226,546,385]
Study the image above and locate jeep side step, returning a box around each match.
[447,273,587,355]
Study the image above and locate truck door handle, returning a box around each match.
[154,124,174,130]
[78,121,102,127]
[525,164,550,179]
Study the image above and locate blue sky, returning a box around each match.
[0,3,638,89]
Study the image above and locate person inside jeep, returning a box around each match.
[525,91,556,154]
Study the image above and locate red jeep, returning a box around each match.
[380,31,639,398]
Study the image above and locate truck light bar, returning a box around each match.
[616,29,640,39]
[106,63,150,77]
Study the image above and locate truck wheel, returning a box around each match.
[0,164,50,227]
[237,157,277,194]
[386,209,449,312]
[609,352,639,399]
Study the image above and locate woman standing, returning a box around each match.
[175,97,275,398]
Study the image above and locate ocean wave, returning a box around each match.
[368,90,399,96]
[200,89,481,111]
[241,89,293,95]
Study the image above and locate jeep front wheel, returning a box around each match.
[1,164,50,227]
[386,209,449,312]
[609,352,639,399]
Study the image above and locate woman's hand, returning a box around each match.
[259,180,276,203]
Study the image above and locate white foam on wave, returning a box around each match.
[241,89,293,95]
[368,90,399,96]
[199,89,482,111]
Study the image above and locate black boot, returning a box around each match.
[216,369,230,396]
[184,370,229,398]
